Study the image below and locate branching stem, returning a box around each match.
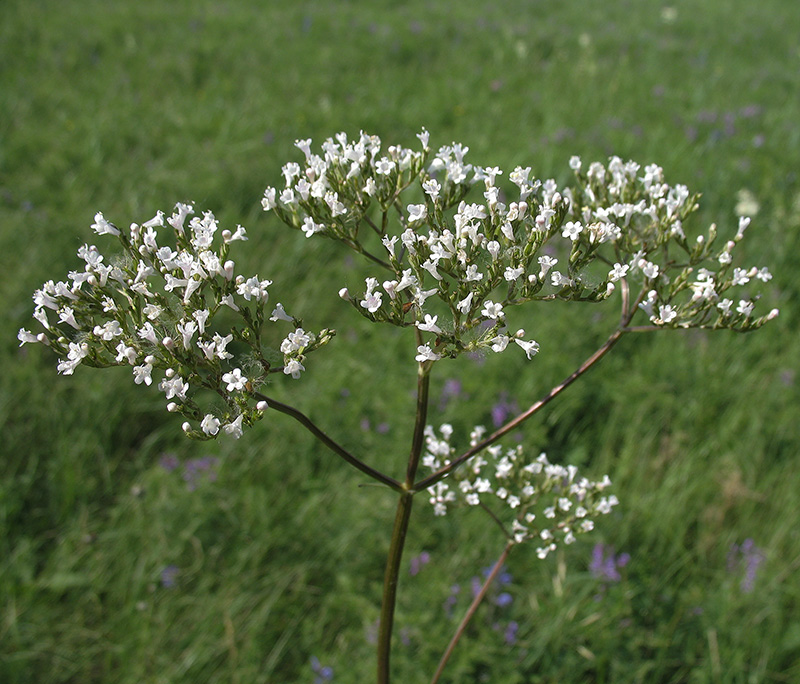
[430,541,515,684]
[253,392,403,492]
[414,286,646,492]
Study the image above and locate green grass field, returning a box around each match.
[2,1,799,682]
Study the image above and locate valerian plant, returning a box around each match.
[19,129,777,683]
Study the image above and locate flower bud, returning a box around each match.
[167,402,178,412]
[162,337,175,350]
[182,422,191,433]
[223,261,235,281]
[256,401,268,411]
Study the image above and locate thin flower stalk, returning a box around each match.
[430,541,514,684]
[254,392,402,492]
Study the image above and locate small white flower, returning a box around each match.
[283,358,305,378]
[640,260,660,279]
[736,299,754,317]
[736,216,751,240]
[280,328,311,353]
[415,344,441,362]
[360,290,382,313]
[456,292,474,315]
[537,255,557,279]
[416,314,443,334]
[656,304,678,324]
[17,328,39,346]
[222,415,244,439]
[514,338,539,359]
[222,224,248,243]
[58,307,80,329]
[608,263,629,282]
[221,294,240,311]
[132,363,153,386]
[407,204,427,223]
[201,414,221,436]
[375,157,395,175]
[481,300,504,320]
[301,216,325,237]
[717,297,733,316]
[422,178,440,199]
[490,335,509,353]
[504,266,524,281]
[731,267,750,286]
[562,221,583,241]
[91,212,120,236]
[270,303,294,322]
[222,368,248,392]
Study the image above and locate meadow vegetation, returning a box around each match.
[2,1,799,682]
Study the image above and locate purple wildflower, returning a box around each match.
[490,392,519,428]
[159,453,179,472]
[182,456,218,491]
[438,378,467,411]
[444,584,460,617]
[494,592,513,607]
[471,575,482,598]
[727,538,765,593]
[589,543,629,583]
[161,565,179,588]
[310,656,333,683]
[409,551,431,576]
[504,621,519,645]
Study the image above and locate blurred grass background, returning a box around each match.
[2,0,799,682]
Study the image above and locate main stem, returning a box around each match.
[377,360,431,684]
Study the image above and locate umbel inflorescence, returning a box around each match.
[20,129,777,442]
[262,130,776,365]
[423,424,618,560]
[18,205,333,439]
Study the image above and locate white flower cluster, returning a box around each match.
[19,204,333,438]
[567,157,779,330]
[423,425,618,560]
[264,132,777,367]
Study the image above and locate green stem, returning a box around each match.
[377,491,414,684]
[378,354,431,684]
[253,392,403,492]
[413,325,626,492]
[430,541,514,684]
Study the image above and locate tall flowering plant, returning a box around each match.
[19,130,777,683]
